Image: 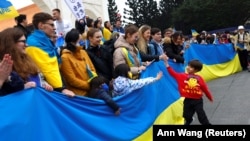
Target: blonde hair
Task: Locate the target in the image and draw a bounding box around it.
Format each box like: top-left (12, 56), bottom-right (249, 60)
top-left (163, 37), bottom-right (171, 44)
top-left (137, 25), bottom-right (151, 54)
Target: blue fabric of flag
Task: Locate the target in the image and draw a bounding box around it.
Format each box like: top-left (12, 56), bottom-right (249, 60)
top-left (0, 0), bottom-right (19, 21)
top-left (0, 43), bottom-right (242, 141)
top-left (184, 43), bottom-right (236, 65)
top-left (0, 61), bottom-right (181, 141)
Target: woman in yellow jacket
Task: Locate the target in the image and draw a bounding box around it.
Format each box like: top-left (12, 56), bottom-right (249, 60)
top-left (60, 29), bottom-right (97, 96)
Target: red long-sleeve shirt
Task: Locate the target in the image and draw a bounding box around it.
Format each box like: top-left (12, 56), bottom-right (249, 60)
top-left (167, 66), bottom-right (213, 102)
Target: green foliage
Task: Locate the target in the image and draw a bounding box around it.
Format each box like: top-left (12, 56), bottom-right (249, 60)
top-left (107, 0), bottom-right (119, 25)
top-left (158, 0), bottom-right (185, 31)
top-left (121, 0), bottom-right (250, 35)
top-left (123, 0), bottom-right (160, 27)
top-left (172, 0), bottom-right (250, 34)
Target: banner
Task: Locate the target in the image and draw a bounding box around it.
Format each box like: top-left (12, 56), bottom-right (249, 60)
top-left (0, 0), bottom-right (19, 21)
top-left (64, 0), bottom-right (85, 20)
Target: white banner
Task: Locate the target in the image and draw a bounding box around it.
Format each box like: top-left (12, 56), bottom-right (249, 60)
top-left (64, 0), bottom-right (85, 20)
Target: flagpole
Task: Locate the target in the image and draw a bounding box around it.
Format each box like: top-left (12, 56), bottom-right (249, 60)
top-left (55, 0), bottom-right (58, 8)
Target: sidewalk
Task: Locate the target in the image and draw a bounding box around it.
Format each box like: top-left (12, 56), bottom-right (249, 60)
top-left (192, 70), bottom-right (250, 125)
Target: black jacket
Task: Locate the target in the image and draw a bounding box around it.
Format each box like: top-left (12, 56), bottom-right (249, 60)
top-left (14, 24), bottom-right (31, 38)
top-left (87, 45), bottom-right (114, 82)
top-left (0, 72), bottom-right (24, 96)
top-left (139, 51), bottom-right (160, 62)
top-left (163, 41), bottom-right (184, 63)
top-left (88, 88), bottom-right (119, 112)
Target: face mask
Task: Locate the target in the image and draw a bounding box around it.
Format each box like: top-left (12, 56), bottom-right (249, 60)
top-left (101, 83), bottom-right (109, 91)
top-left (128, 72), bottom-right (133, 79)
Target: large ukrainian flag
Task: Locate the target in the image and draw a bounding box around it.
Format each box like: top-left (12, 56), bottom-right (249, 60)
top-left (0, 43), bottom-right (242, 141)
top-left (184, 43), bottom-right (242, 82)
top-left (0, 61), bottom-right (184, 141)
top-left (0, 0), bottom-right (19, 21)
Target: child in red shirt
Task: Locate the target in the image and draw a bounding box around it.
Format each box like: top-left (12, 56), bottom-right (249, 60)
top-left (164, 59), bottom-right (213, 125)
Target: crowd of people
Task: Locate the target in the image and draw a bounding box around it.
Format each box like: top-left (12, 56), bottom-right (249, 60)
top-left (1, 8), bottom-right (248, 124)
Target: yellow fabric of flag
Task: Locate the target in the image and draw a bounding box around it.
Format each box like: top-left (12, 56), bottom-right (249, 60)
top-left (0, 0), bottom-right (19, 21)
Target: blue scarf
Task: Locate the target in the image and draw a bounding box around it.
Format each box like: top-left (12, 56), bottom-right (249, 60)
top-left (27, 30), bottom-right (61, 64)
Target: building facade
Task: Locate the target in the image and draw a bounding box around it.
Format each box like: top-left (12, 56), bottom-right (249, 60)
top-left (0, 0), bottom-right (109, 31)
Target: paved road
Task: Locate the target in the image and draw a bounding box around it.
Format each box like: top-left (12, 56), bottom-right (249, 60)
top-left (192, 70), bottom-right (250, 125)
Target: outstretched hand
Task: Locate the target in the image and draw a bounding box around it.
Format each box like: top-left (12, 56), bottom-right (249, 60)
top-left (164, 58), bottom-right (169, 67)
top-left (139, 65), bottom-right (146, 71)
top-left (159, 54), bottom-right (168, 61)
top-left (155, 71), bottom-right (163, 80)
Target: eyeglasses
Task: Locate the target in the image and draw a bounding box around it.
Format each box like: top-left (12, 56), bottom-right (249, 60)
top-left (17, 40), bottom-right (26, 43)
top-left (44, 23), bottom-right (55, 27)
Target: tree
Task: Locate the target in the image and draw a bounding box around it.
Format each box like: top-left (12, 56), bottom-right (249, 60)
top-left (158, 0), bottom-right (185, 31)
top-left (172, 0), bottom-right (250, 34)
top-left (123, 0), bottom-right (160, 28)
top-left (107, 0), bottom-right (119, 25)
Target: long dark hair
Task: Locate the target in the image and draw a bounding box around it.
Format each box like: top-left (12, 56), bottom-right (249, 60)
top-left (60, 28), bottom-right (79, 54)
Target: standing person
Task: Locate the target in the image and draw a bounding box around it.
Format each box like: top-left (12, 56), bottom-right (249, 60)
top-left (164, 59), bottom-right (213, 125)
top-left (137, 25), bottom-right (152, 54)
top-left (96, 17), bottom-right (103, 30)
top-left (52, 8), bottom-right (72, 37)
top-left (113, 24), bottom-right (165, 79)
top-left (137, 25), bottom-right (167, 60)
top-left (163, 27), bottom-right (174, 38)
top-left (88, 76), bottom-right (121, 116)
top-left (94, 19), bottom-right (105, 43)
top-left (86, 28), bottom-right (113, 85)
top-left (26, 12), bottom-right (75, 97)
top-left (149, 27), bottom-right (164, 55)
top-left (102, 21), bottom-right (112, 41)
top-left (162, 28), bottom-right (174, 46)
top-left (234, 25), bottom-right (250, 70)
top-left (113, 24), bottom-right (145, 79)
top-left (75, 18), bottom-right (86, 35)
top-left (113, 20), bottom-right (124, 34)
top-left (163, 31), bottom-right (185, 64)
top-left (82, 18), bottom-right (94, 49)
top-left (14, 14), bottom-right (31, 38)
top-left (112, 63), bottom-right (163, 97)
top-left (60, 29), bottom-right (96, 96)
